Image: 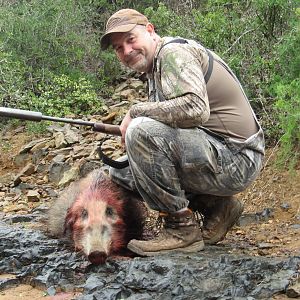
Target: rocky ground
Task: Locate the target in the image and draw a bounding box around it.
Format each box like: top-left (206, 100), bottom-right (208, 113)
top-left (0, 77), bottom-right (299, 299)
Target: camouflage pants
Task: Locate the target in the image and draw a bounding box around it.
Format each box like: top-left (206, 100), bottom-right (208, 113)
top-left (110, 117), bottom-right (264, 213)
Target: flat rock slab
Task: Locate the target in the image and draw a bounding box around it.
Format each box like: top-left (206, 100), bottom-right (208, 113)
top-left (0, 221), bottom-right (299, 300)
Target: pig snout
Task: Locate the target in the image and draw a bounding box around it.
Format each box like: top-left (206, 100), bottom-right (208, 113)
top-left (88, 251), bottom-right (108, 265)
top-left (80, 223), bottom-right (112, 264)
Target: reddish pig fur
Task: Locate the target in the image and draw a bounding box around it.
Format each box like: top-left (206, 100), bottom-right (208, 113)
top-left (48, 170), bottom-right (145, 265)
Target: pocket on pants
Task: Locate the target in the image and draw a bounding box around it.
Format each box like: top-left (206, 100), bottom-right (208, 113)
top-left (178, 128), bottom-right (223, 174)
top-left (221, 151), bottom-right (261, 192)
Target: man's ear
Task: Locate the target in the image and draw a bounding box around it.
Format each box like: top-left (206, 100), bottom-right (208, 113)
top-left (145, 23), bottom-right (155, 35)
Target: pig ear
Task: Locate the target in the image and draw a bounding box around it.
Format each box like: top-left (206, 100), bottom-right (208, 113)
top-left (64, 208), bottom-right (75, 236)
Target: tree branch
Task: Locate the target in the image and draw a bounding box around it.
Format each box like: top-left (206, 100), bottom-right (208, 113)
top-left (223, 28), bottom-right (256, 55)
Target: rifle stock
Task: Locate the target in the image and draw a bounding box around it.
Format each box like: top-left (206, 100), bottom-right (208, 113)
top-left (0, 107), bottom-right (121, 136)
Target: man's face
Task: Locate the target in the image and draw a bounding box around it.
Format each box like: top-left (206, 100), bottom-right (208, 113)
top-left (110, 24), bottom-right (157, 73)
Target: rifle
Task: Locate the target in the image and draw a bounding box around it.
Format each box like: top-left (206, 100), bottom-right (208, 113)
top-left (0, 107), bottom-right (121, 136)
top-left (0, 107), bottom-right (129, 169)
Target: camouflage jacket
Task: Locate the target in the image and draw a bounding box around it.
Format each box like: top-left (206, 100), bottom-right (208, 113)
top-left (129, 37), bottom-right (261, 143)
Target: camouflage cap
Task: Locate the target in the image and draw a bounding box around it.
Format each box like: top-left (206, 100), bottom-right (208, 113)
top-left (100, 9), bottom-right (149, 50)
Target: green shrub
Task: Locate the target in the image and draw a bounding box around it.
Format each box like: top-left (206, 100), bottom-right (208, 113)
top-left (0, 0), bottom-right (299, 163)
top-left (25, 121), bottom-right (50, 135)
top-left (144, 4), bottom-right (191, 38)
top-left (274, 79), bottom-right (300, 169)
top-left (0, 0), bottom-right (99, 73)
top-left (97, 51), bottom-right (123, 86)
top-left (28, 74), bottom-right (103, 117)
top-left (0, 46), bottom-right (27, 108)
top-left (271, 9), bottom-right (300, 169)
top-left (0, 0), bottom-right (110, 114)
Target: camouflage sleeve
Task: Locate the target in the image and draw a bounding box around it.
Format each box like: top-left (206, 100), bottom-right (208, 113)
top-left (130, 45), bottom-right (210, 128)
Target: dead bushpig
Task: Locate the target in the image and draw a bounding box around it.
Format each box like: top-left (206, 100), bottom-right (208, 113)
top-left (47, 170), bottom-right (145, 265)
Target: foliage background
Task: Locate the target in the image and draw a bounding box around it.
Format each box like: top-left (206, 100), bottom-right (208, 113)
top-left (0, 0), bottom-right (299, 168)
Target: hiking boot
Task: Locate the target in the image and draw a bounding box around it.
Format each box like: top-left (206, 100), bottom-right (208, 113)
top-left (127, 209), bottom-right (204, 256)
top-left (188, 195), bottom-right (244, 244)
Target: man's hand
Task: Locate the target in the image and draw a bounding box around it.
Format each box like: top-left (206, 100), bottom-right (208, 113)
top-left (120, 111), bottom-right (132, 144)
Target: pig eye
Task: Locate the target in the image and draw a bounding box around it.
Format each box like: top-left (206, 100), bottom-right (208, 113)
top-left (105, 206), bottom-right (114, 217)
top-left (81, 209), bottom-right (88, 219)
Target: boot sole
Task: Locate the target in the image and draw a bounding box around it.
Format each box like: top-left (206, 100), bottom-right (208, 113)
top-left (127, 240), bottom-right (205, 257)
top-left (204, 200), bottom-right (244, 245)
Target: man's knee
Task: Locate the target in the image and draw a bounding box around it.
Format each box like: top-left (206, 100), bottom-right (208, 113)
top-left (125, 117), bottom-right (170, 146)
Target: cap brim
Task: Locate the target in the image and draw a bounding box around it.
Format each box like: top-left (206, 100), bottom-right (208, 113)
top-left (100, 23), bottom-right (137, 50)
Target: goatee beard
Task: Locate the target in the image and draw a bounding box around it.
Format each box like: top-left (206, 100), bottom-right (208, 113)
top-left (129, 59), bottom-right (148, 72)
top-left (126, 51), bottom-right (148, 73)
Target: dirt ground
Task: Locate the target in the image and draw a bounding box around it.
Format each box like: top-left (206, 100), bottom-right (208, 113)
top-left (224, 146), bottom-right (300, 257)
top-left (0, 130), bottom-right (299, 299)
top-left (0, 281), bottom-right (79, 300)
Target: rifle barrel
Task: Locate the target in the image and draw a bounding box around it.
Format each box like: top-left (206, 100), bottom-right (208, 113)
top-left (0, 107), bottom-right (121, 136)
top-left (42, 115), bottom-right (95, 126)
top-left (0, 107), bottom-right (43, 121)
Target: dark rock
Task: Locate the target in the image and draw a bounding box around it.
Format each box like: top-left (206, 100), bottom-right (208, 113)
top-left (17, 182), bottom-right (36, 190)
top-left (84, 274), bottom-right (105, 292)
top-left (26, 190), bottom-right (40, 202)
top-left (32, 204), bottom-right (49, 214)
top-left (280, 203), bottom-right (291, 211)
top-left (52, 154), bottom-right (66, 163)
top-left (13, 175), bottom-right (22, 187)
top-left (64, 128), bottom-right (80, 145)
top-left (259, 208), bottom-right (274, 221)
top-left (48, 161), bottom-right (71, 184)
top-left (46, 124), bottom-right (67, 133)
top-left (46, 286), bottom-right (56, 296)
top-left (237, 213), bottom-right (259, 226)
top-left (36, 162), bottom-right (48, 173)
top-left (286, 281), bottom-right (300, 297)
top-left (0, 221), bottom-right (299, 299)
top-left (19, 138), bottom-right (48, 154)
top-left (257, 242), bottom-right (276, 249)
top-left (0, 276), bottom-right (19, 290)
top-left (3, 214), bottom-right (36, 224)
top-left (44, 188), bottom-right (58, 198)
top-left (290, 224), bottom-right (300, 230)
top-left (237, 208), bottom-right (274, 226)
top-left (21, 163), bottom-right (36, 176)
